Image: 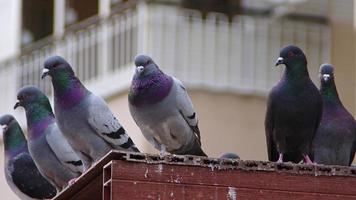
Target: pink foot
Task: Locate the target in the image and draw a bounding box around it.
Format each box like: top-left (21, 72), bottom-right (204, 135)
top-left (277, 153), bottom-right (283, 163)
top-left (303, 155), bottom-right (314, 165)
top-left (68, 178), bottom-right (77, 185)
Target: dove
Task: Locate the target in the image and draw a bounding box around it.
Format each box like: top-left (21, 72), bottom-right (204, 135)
top-left (313, 64), bottom-right (356, 166)
top-left (220, 153), bottom-right (240, 159)
top-left (0, 114), bottom-right (56, 200)
top-left (265, 45), bottom-right (322, 164)
top-left (14, 86), bottom-right (83, 191)
top-left (128, 54), bottom-right (207, 156)
top-left (41, 56), bottom-right (139, 170)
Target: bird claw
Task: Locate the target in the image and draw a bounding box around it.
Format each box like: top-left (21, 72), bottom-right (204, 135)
top-left (159, 150), bottom-right (169, 157)
top-left (276, 153), bottom-right (283, 163)
top-left (303, 155), bottom-right (314, 165)
top-left (68, 178), bottom-right (77, 186)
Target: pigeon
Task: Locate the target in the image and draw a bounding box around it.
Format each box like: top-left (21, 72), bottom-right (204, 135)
top-left (220, 153), bottom-right (240, 159)
top-left (0, 114), bottom-right (56, 200)
top-left (41, 56), bottom-right (139, 170)
top-left (313, 64), bottom-right (356, 166)
top-left (14, 86), bottom-right (83, 191)
top-left (265, 45), bottom-right (322, 164)
top-left (128, 54), bottom-right (207, 156)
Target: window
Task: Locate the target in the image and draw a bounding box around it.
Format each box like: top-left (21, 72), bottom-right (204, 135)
top-left (65, 0), bottom-right (98, 27)
top-left (21, 0), bottom-right (54, 46)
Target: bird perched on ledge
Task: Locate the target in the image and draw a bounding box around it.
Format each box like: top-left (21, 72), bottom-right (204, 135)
top-left (0, 114), bottom-right (56, 200)
top-left (313, 64), bottom-right (356, 166)
top-left (129, 54), bottom-right (207, 156)
top-left (265, 45), bottom-right (322, 164)
top-left (42, 56), bottom-right (139, 170)
top-left (14, 86), bottom-right (83, 191)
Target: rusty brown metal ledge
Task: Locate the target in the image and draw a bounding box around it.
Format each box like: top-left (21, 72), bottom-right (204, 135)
top-left (53, 150), bottom-right (356, 200)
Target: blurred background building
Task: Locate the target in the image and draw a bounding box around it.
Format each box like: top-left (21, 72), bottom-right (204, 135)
top-left (0, 0), bottom-right (354, 199)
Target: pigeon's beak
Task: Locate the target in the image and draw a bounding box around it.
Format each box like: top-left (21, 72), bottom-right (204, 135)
top-left (13, 101), bottom-right (21, 110)
top-left (275, 57), bottom-right (284, 66)
top-left (1, 124), bottom-right (8, 132)
top-left (41, 68), bottom-right (50, 79)
top-left (136, 66), bottom-right (144, 74)
top-left (322, 74), bottom-right (330, 82)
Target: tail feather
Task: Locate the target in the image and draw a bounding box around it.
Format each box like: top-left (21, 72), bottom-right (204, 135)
top-left (172, 137), bottom-right (207, 157)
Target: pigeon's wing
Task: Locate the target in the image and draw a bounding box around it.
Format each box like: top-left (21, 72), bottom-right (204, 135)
top-left (86, 94), bottom-right (139, 152)
top-left (10, 153), bottom-right (57, 199)
top-left (349, 122), bottom-right (356, 166)
top-left (174, 78), bottom-right (201, 145)
top-left (314, 91), bottom-right (323, 137)
top-left (46, 126), bottom-right (84, 173)
top-left (349, 137), bottom-right (356, 166)
top-left (311, 87), bottom-right (323, 160)
top-left (265, 92), bottom-right (278, 162)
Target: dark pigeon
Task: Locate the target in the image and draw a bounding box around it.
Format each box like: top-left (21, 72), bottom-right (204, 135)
top-left (42, 56), bottom-right (139, 170)
top-left (313, 64), bottom-right (356, 166)
top-left (0, 114), bottom-right (56, 199)
top-left (129, 54), bottom-right (207, 156)
top-left (265, 45), bottom-right (322, 164)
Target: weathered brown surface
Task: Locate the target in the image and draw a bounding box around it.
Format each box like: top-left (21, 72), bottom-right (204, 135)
top-left (106, 180), bottom-right (356, 200)
top-left (54, 151), bottom-right (356, 200)
top-left (53, 151), bottom-right (128, 200)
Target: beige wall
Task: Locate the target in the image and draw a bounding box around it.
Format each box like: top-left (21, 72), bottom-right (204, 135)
top-left (107, 90), bottom-right (268, 161)
top-left (330, 21), bottom-right (356, 115)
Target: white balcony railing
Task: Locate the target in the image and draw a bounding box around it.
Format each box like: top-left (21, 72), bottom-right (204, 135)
top-left (0, 3), bottom-right (330, 119)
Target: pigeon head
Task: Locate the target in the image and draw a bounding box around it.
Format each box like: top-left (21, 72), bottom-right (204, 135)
top-left (319, 63), bottom-right (340, 104)
top-left (0, 114), bottom-right (15, 132)
top-left (14, 86), bottom-right (51, 111)
top-left (15, 86), bottom-right (55, 139)
top-left (0, 115), bottom-right (27, 156)
top-left (134, 54), bottom-right (158, 76)
top-left (275, 45), bottom-right (307, 68)
top-left (319, 63), bottom-right (334, 83)
top-left (42, 56), bottom-right (75, 81)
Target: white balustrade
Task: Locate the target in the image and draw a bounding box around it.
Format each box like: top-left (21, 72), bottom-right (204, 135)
top-left (0, 4), bottom-right (330, 124)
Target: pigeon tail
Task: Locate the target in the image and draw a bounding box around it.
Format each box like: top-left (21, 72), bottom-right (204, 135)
top-left (171, 137), bottom-right (207, 157)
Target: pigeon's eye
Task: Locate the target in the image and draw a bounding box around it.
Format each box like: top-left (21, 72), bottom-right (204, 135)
top-left (23, 93), bottom-right (34, 99)
top-left (146, 60), bottom-right (150, 65)
top-left (287, 51), bottom-right (295, 58)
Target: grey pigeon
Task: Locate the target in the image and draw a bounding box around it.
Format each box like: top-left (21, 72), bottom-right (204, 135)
top-left (128, 54), bottom-right (207, 156)
top-left (14, 86), bottom-right (83, 191)
top-left (41, 56), bottom-right (139, 170)
top-left (220, 153), bottom-right (240, 159)
top-left (265, 45), bottom-right (322, 164)
top-left (0, 114), bottom-right (56, 200)
top-left (313, 64), bottom-right (356, 166)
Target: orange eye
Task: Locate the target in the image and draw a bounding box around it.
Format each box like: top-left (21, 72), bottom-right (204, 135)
top-left (287, 51), bottom-right (295, 58)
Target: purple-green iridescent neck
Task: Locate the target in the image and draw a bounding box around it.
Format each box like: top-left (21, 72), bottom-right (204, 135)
top-left (25, 103), bottom-right (55, 140)
top-left (4, 122), bottom-right (28, 159)
top-left (5, 143), bottom-right (28, 161)
top-left (129, 71), bottom-right (173, 107)
top-left (28, 117), bottom-right (55, 140)
top-left (320, 79), bottom-right (341, 105)
top-left (53, 75), bottom-right (88, 109)
top-left (283, 61), bottom-right (309, 81)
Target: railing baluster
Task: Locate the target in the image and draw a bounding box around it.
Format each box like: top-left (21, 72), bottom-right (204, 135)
top-left (0, 5), bottom-right (332, 117)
